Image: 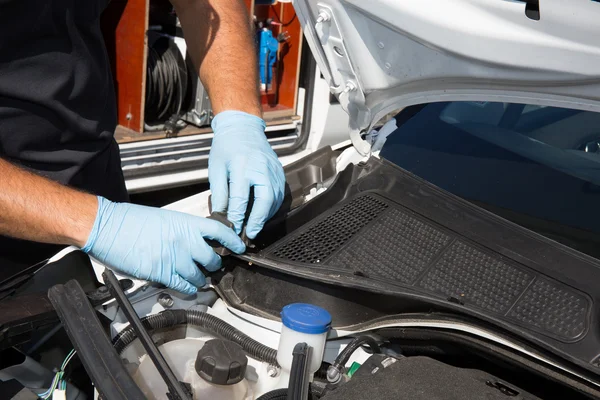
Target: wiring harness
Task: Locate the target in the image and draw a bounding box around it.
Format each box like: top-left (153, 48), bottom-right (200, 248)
top-left (38, 349), bottom-right (76, 399)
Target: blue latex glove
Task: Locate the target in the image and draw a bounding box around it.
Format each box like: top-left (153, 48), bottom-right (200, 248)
top-left (209, 110), bottom-right (285, 239)
top-left (82, 196), bottom-right (246, 295)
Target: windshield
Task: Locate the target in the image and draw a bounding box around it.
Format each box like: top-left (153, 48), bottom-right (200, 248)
top-left (380, 102), bottom-right (600, 259)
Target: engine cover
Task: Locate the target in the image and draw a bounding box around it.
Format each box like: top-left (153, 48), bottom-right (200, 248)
top-left (322, 354), bottom-right (541, 400)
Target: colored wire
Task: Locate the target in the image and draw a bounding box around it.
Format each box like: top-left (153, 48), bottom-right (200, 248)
top-left (61, 349), bottom-right (76, 370)
top-left (38, 349), bottom-right (76, 399)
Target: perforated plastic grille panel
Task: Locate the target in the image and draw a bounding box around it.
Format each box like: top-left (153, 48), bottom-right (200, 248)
top-left (328, 208), bottom-right (452, 284)
top-left (507, 278), bottom-right (588, 340)
top-left (272, 195), bottom-right (388, 263)
top-left (267, 194), bottom-right (590, 342)
top-left (418, 241), bottom-right (533, 314)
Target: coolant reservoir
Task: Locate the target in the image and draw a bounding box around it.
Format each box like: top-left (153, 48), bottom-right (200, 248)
top-left (132, 338), bottom-right (252, 400)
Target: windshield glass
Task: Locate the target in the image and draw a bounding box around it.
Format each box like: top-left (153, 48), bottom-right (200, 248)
top-left (380, 102), bottom-right (600, 259)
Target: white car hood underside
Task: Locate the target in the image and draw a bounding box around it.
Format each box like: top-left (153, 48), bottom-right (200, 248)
top-left (293, 0), bottom-right (600, 154)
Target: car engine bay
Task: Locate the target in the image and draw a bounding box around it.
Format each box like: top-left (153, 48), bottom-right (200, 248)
top-left (43, 262), bottom-right (600, 400)
top-left (2, 146), bottom-right (600, 399)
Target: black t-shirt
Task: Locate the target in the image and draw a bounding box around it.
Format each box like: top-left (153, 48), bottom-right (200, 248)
top-left (0, 0), bottom-right (128, 281)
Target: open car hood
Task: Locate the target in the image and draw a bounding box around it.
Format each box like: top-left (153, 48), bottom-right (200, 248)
top-left (293, 0), bottom-right (600, 155)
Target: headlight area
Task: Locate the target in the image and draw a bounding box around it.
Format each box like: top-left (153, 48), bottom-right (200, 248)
top-left (13, 272), bottom-right (591, 400)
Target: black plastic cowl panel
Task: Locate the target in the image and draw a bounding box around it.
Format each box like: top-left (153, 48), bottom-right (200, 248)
top-left (238, 157), bottom-right (600, 374)
top-left (268, 192), bottom-right (588, 342)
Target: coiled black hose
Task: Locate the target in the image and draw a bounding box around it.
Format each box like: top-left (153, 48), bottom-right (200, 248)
top-left (145, 36), bottom-right (188, 124)
top-left (327, 336), bottom-right (380, 383)
top-left (112, 309), bottom-right (278, 365)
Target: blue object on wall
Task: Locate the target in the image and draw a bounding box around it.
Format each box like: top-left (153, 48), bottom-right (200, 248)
top-left (259, 28), bottom-right (279, 89)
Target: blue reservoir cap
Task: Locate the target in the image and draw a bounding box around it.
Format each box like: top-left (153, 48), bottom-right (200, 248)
top-left (281, 304), bottom-right (332, 334)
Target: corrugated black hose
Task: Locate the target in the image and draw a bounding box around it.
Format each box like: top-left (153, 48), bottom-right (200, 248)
top-left (112, 309), bottom-right (278, 365)
top-left (257, 389), bottom-right (288, 400)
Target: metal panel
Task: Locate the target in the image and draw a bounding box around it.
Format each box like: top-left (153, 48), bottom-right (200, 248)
top-left (181, 78), bottom-right (213, 128)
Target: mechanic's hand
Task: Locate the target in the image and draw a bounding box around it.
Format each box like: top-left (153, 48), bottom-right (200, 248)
top-left (208, 110), bottom-right (285, 239)
top-left (82, 196), bottom-right (246, 295)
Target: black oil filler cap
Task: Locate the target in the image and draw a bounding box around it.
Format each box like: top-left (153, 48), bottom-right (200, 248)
top-left (195, 339), bottom-right (248, 385)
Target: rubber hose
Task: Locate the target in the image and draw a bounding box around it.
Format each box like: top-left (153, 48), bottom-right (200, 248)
top-left (257, 386), bottom-right (321, 400)
top-left (112, 309), bottom-right (278, 365)
top-left (145, 37), bottom-right (187, 124)
top-left (327, 336), bottom-right (380, 383)
top-left (256, 389), bottom-right (288, 400)
top-left (335, 336), bottom-right (380, 368)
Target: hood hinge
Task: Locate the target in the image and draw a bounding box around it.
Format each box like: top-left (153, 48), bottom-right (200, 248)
top-left (315, 3), bottom-right (372, 156)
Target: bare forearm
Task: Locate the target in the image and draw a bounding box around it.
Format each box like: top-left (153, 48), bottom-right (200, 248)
top-left (0, 159), bottom-right (96, 248)
top-left (173, 0), bottom-right (262, 117)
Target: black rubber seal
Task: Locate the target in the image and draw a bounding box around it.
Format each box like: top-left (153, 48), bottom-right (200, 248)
top-left (47, 279), bottom-right (145, 400)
